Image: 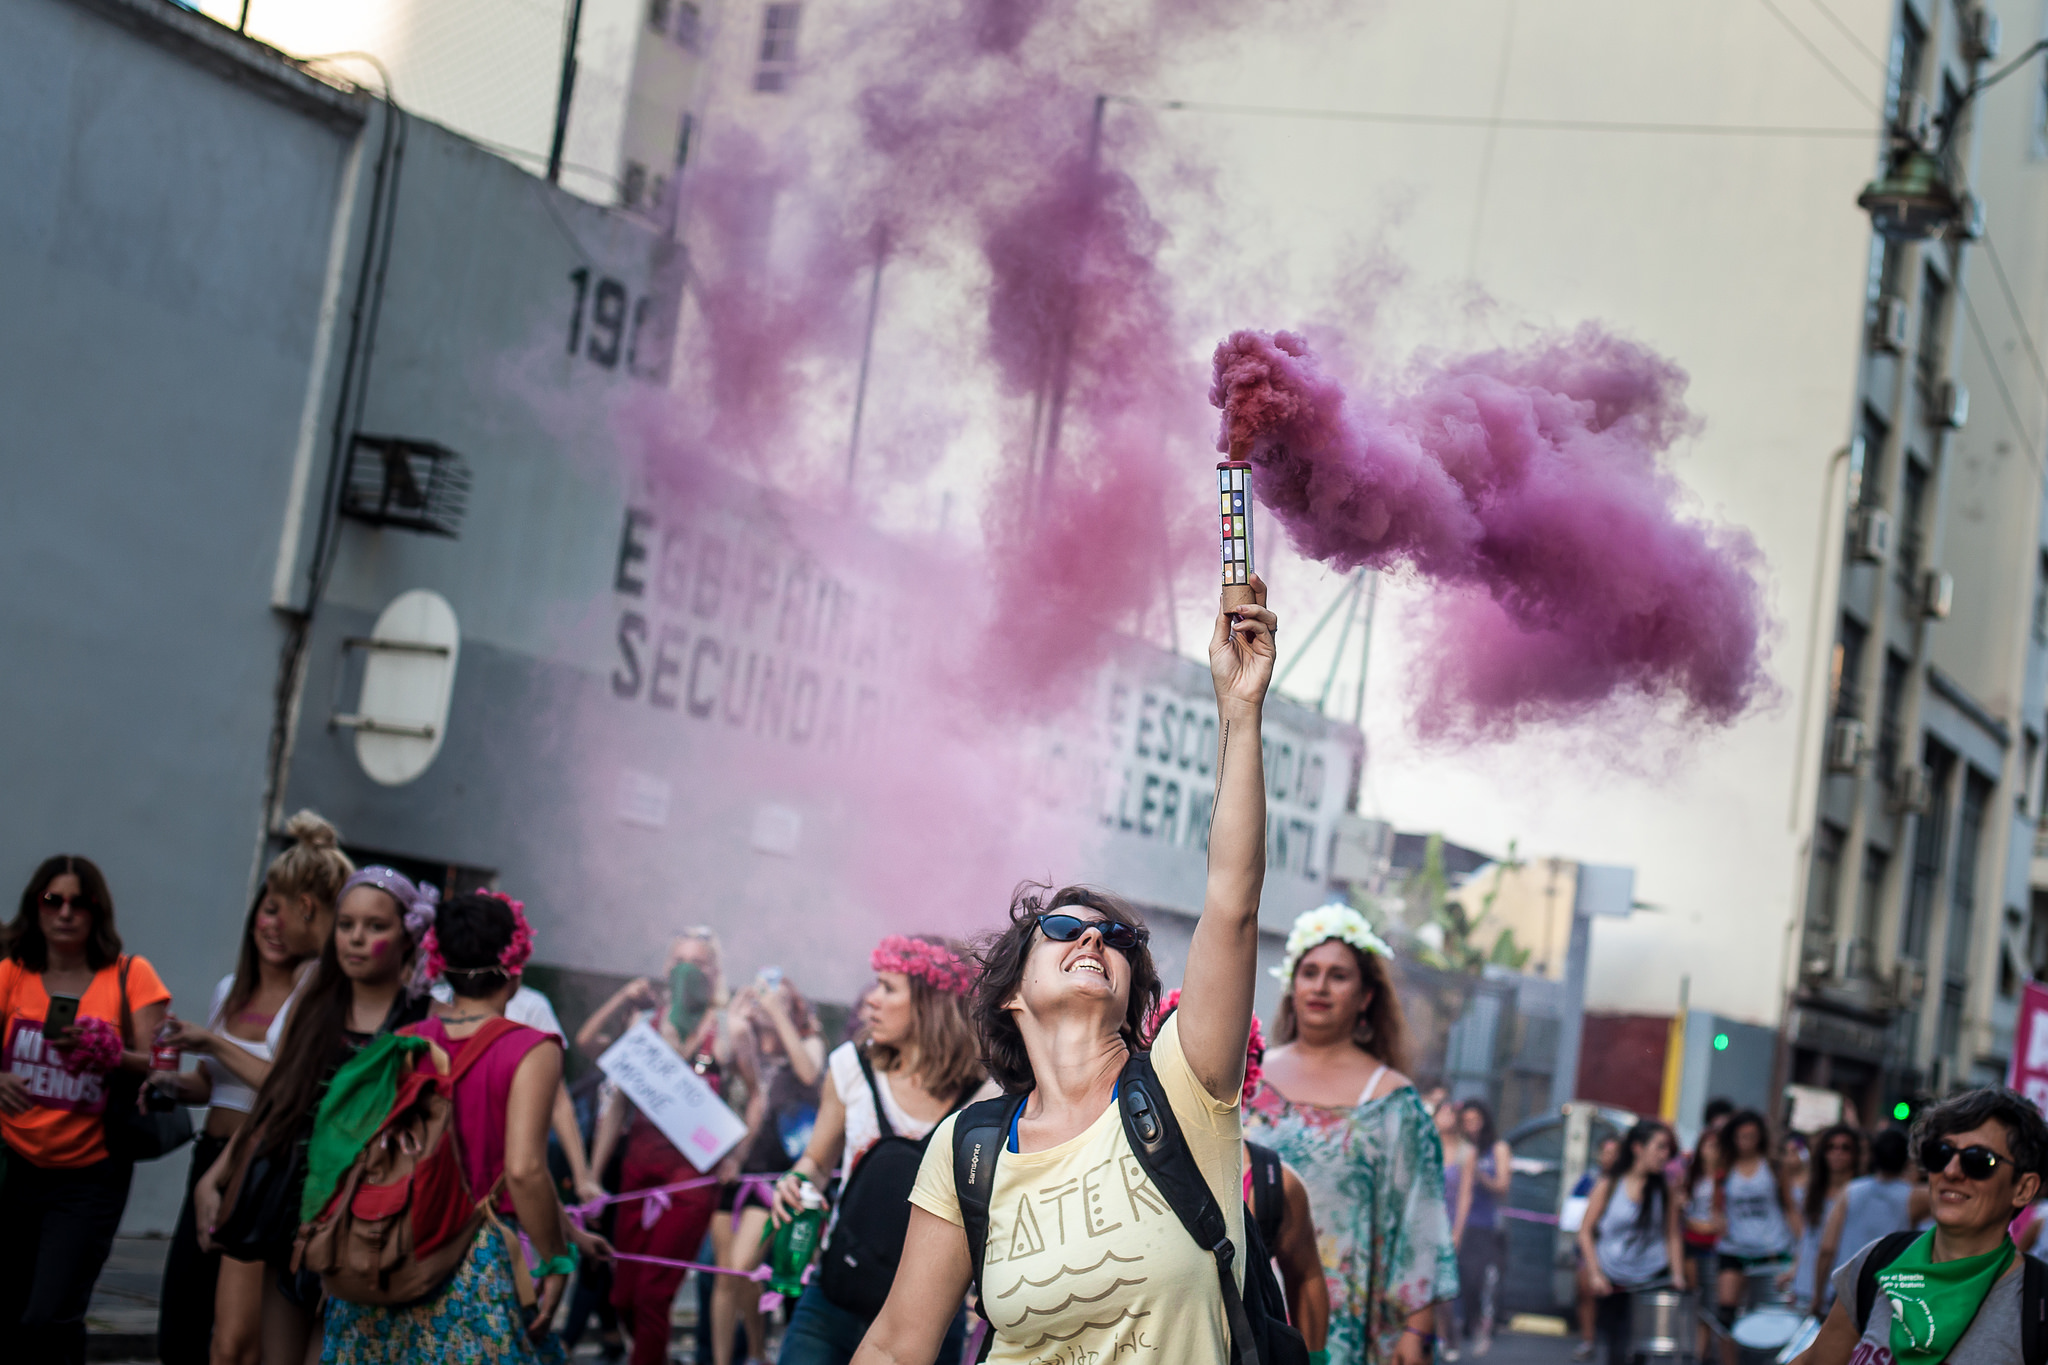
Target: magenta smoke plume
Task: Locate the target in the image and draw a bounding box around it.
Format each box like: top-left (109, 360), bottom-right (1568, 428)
top-left (1210, 328), bottom-right (1768, 740)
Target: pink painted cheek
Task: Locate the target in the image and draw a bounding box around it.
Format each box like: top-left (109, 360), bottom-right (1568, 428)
top-left (370, 940), bottom-right (388, 956)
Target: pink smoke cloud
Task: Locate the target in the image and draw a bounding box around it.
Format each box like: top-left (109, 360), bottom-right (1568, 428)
top-left (1210, 327), bottom-right (1769, 740)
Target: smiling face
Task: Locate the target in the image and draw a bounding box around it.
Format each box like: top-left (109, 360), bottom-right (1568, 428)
top-left (1925, 1120), bottom-right (2041, 1236)
top-left (868, 971), bottom-right (916, 1049)
top-left (1288, 939), bottom-right (1369, 1042)
top-left (1006, 911), bottom-right (1129, 1028)
top-left (333, 886), bottom-right (408, 985)
top-left (38, 871), bottom-right (94, 958)
top-left (251, 890), bottom-right (301, 968)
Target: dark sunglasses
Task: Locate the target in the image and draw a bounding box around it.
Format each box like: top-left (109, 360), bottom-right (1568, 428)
top-left (1036, 913), bottom-right (1147, 953)
top-left (39, 892), bottom-right (96, 914)
top-left (1921, 1141), bottom-right (2008, 1181)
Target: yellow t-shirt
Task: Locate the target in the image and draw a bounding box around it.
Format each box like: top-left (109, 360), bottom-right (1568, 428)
top-left (910, 1014), bottom-right (1244, 1365)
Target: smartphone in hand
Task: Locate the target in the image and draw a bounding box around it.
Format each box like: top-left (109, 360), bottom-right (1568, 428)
top-left (43, 993), bottom-right (80, 1037)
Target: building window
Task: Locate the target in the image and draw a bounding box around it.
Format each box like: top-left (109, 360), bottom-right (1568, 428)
top-left (1853, 846), bottom-right (1889, 977)
top-left (1917, 266), bottom-right (1948, 399)
top-left (1834, 615), bottom-right (1868, 718)
top-left (1936, 978), bottom-right (1966, 1061)
top-left (1898, 459), bottom-right (1928, 584)
top-left (1948, 771), bottom-right (1990, 958)
top-left (1878, 651), bottom-right (1909, 781)
top-left (2033, 550), bottom-right (2048, 642)
top-left (648, 0), bottom-right (670, 32)
top-left (1889, 7), bottom-right (1926, 120)
top-left (1902, 742), bottom-right (1955, 960)
top-left (673, 1), bottom-right (701, 49)
top-left (754, 3), bottom-right (800, 92)
top-left (1854, 405), bottom-right (1890, 509)
top-left (1805, 824), bottom-right (1845, 965)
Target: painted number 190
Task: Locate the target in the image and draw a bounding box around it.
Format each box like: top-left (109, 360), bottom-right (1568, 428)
top-left (567, 268), bottom-right (660, 378)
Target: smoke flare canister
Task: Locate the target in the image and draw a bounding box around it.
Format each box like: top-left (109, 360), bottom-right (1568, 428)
top-left (1219, 458), bottom-right (1255, 608)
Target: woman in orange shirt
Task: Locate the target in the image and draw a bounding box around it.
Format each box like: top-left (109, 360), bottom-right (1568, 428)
top-left (0, 854), bottom-right (171, 1365)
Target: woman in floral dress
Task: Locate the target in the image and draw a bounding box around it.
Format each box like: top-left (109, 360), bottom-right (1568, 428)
top-left (1246, 906), bottom-right (1459, 1365)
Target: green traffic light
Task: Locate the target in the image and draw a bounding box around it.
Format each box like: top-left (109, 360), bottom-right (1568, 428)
top-left (1713, 1033), bottom-right (1729, 1051)
top-left (1894, 1101), bottom-right (1912, 1121)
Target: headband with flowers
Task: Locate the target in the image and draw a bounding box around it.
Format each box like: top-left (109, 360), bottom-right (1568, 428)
top-left (340, 866), bottom-right (439, 995)
top-left (1146, 987), bottom-right (1265, 1098)
top-left (1271, 902), bottom-right (1395, 985)
top-left (871, 935), bottom-right (978, 997)
top-left (420, 889), bottom-right (535, 987)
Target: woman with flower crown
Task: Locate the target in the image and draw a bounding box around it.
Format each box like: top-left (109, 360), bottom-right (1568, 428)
top-left (321, 888), bottom-right (604, 1364)
top-left (770, 934), bottom-right (995, 1365)
top-left (1245, 904), bottom-right (1459, 1365)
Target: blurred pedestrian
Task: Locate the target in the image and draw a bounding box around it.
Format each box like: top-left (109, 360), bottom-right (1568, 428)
top-left (1434, 1096), bottom-right (1476, 1361)
top-left (713, 970), bottom-right (823, 1365)
top-left (587, 930), bottom-right (730, 1365)
top-left (1714, 1110), bottom-right (1800, 1364)
top-left (193, 866), bottom-right (434, 1363)
top-left (1245, 903), bottom-right (1459, 1365)
top-left (1790, 1125), bottom-right (1860, 1314)
top-left (149, 812), bottom-right (346, 1365)
top-left (772, 935), bottom-right (988, 1365)
top-left (1792, 1089), bottom-right (2046, 1365)
top-left (1457, 1099), bottom-right (1513, 1354)
top-left (1571, 1137), bottom-right (1621, 1362)
top-left (322, 889), bottom-right (606, 1362)
top-left (1577, 1120), bottom-right (1688, 1365)
top-left (1814, 1126), bottom-right (1913, 1300)
top-left (0, 855), bottom-right (171, 1365)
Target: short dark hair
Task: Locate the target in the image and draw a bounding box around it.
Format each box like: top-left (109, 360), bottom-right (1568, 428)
top-left (971, 882), bottom-right (1160, 1094)
top-left (1704, 1097), bottom-right (1735, 1126)
top-left (1870, 1127), bottom-right (1910, 1175)
top-left (1911, 1087), bottom-right (2048, 1177)
top-left (7, 855), bottom-right (122, 972)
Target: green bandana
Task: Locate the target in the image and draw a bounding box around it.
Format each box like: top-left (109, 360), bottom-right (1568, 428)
top-left (301, 1033), bottom-right (430, 1222)
top-left (1873, 1230), bottom-right (2016, 1365)
top-left (669, 961), bottom-right (712, 1041)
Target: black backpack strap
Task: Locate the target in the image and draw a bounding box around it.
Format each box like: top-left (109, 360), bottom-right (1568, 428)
top-left (1245, 1140), bottom-right (1284, 1250)
top-left (1118, 1053), bottom-right (1258, 1365)
top-left (2022, 1252), bottom-right (2048, 1365)
top-left (952, 1092), bottom-right (1025, 1346)
top-left (1854, 1231), bottom-right (1925, 1335)
top-left (855, 1046), bottom-right (897, 1142)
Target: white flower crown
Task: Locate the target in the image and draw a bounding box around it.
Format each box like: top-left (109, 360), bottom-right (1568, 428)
top-left (1271, 903), bottom-right (1395, 983)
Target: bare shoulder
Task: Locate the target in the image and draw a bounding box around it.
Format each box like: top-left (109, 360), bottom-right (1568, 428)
top-left (1374, 1067), bottom-right (1415, 1101)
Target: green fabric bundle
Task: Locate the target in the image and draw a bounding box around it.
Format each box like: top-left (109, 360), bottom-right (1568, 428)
top-left (301, 1032), bottom-right (431, 1222)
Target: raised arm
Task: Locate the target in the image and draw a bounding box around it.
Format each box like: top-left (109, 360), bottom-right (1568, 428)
top-left (577, 979), bottom-right (656, 1058)
top-left (1176, 575), bottom-right (1277, 1100)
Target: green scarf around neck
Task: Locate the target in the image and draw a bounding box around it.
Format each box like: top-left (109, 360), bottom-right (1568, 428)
top-left (1873, 1230), bottom-right (2016, 1365)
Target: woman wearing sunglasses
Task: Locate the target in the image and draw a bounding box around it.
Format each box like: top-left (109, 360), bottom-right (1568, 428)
top-left (1793, 1088), bottom-right (2048, 1365)
top-left (0, 855), bottom-right (171, 1364)
top-left (848, 579), bottom-right (1278, 1365)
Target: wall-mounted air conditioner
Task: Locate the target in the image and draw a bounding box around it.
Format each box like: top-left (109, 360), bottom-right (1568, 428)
top-left (1899, 92), bottom-right (1935, 151)
top-left (1895, 763), bottom-right (1934, 814)
top-left (1893, 958), bottom-right (1926, 1005)
top-left (1876, 296), bottom-right (1910, 352)
top-left (1964, 8), bottom-right (2002, 61)
top-left (1857, 507), bottom-right (1895, 562)
top-left (1937, 379), bottom-right (1970, 428)
top-left (1922, 569), bottom-right (1955, 619)
top-left (1952, 193), bottom-right (1986, 242)
top-left (1828, 718), bottom-right (1866, 772)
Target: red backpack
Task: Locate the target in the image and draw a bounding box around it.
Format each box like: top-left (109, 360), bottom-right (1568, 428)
top-left (293, 1017), bottom-right (535, 1307)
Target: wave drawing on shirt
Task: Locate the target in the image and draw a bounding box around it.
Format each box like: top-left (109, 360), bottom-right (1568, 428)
top-left (985, 1151), bottom-right (1175, 1359)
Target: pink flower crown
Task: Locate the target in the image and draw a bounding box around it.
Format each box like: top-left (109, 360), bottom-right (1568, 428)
top-left (1146, 988), bottom-right (1265, 1098)
top-left (870, 935), bottom-right (977, 997)
top-left (422, 890), bottom-right (536, 985)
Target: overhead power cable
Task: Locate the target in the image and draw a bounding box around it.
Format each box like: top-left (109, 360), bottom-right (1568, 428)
top-left (1129, 95), bottom-right (1875, 140)
top-left (1753, 0), bottom-right (1883, 114)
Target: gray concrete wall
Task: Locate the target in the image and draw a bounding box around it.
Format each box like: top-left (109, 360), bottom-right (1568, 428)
top-left (0, 0), bottom-right (366, 1228)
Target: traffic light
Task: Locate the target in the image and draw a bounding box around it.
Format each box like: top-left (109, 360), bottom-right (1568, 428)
top-left (1893, 1100), bottom-right (1912, 1122)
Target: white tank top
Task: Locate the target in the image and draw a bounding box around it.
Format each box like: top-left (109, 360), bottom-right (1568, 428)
top-left (200, 971), bottom-right (302, 1113)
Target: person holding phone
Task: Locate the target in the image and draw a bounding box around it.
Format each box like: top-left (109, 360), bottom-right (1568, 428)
top-left (0, 854), bottom-right (171, 1365)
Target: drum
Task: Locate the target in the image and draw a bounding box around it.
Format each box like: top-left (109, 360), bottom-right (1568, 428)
top-left (1629, 1287), bottom-right (1696, 1362)
top-left (1730, 1307), bottom-right (1806, 1365)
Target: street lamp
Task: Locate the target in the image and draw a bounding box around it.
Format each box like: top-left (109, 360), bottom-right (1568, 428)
top-left (1856, 38), bottom-right (2048, 240)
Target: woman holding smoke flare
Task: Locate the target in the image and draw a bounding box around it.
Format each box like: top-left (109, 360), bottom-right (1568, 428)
top-left (771, 934), bottom-right (993, 1365)
top-left (849, 577), bottom-right (1279, 1365)
top-left (1244, 903), bottom-right (1459, 1365)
